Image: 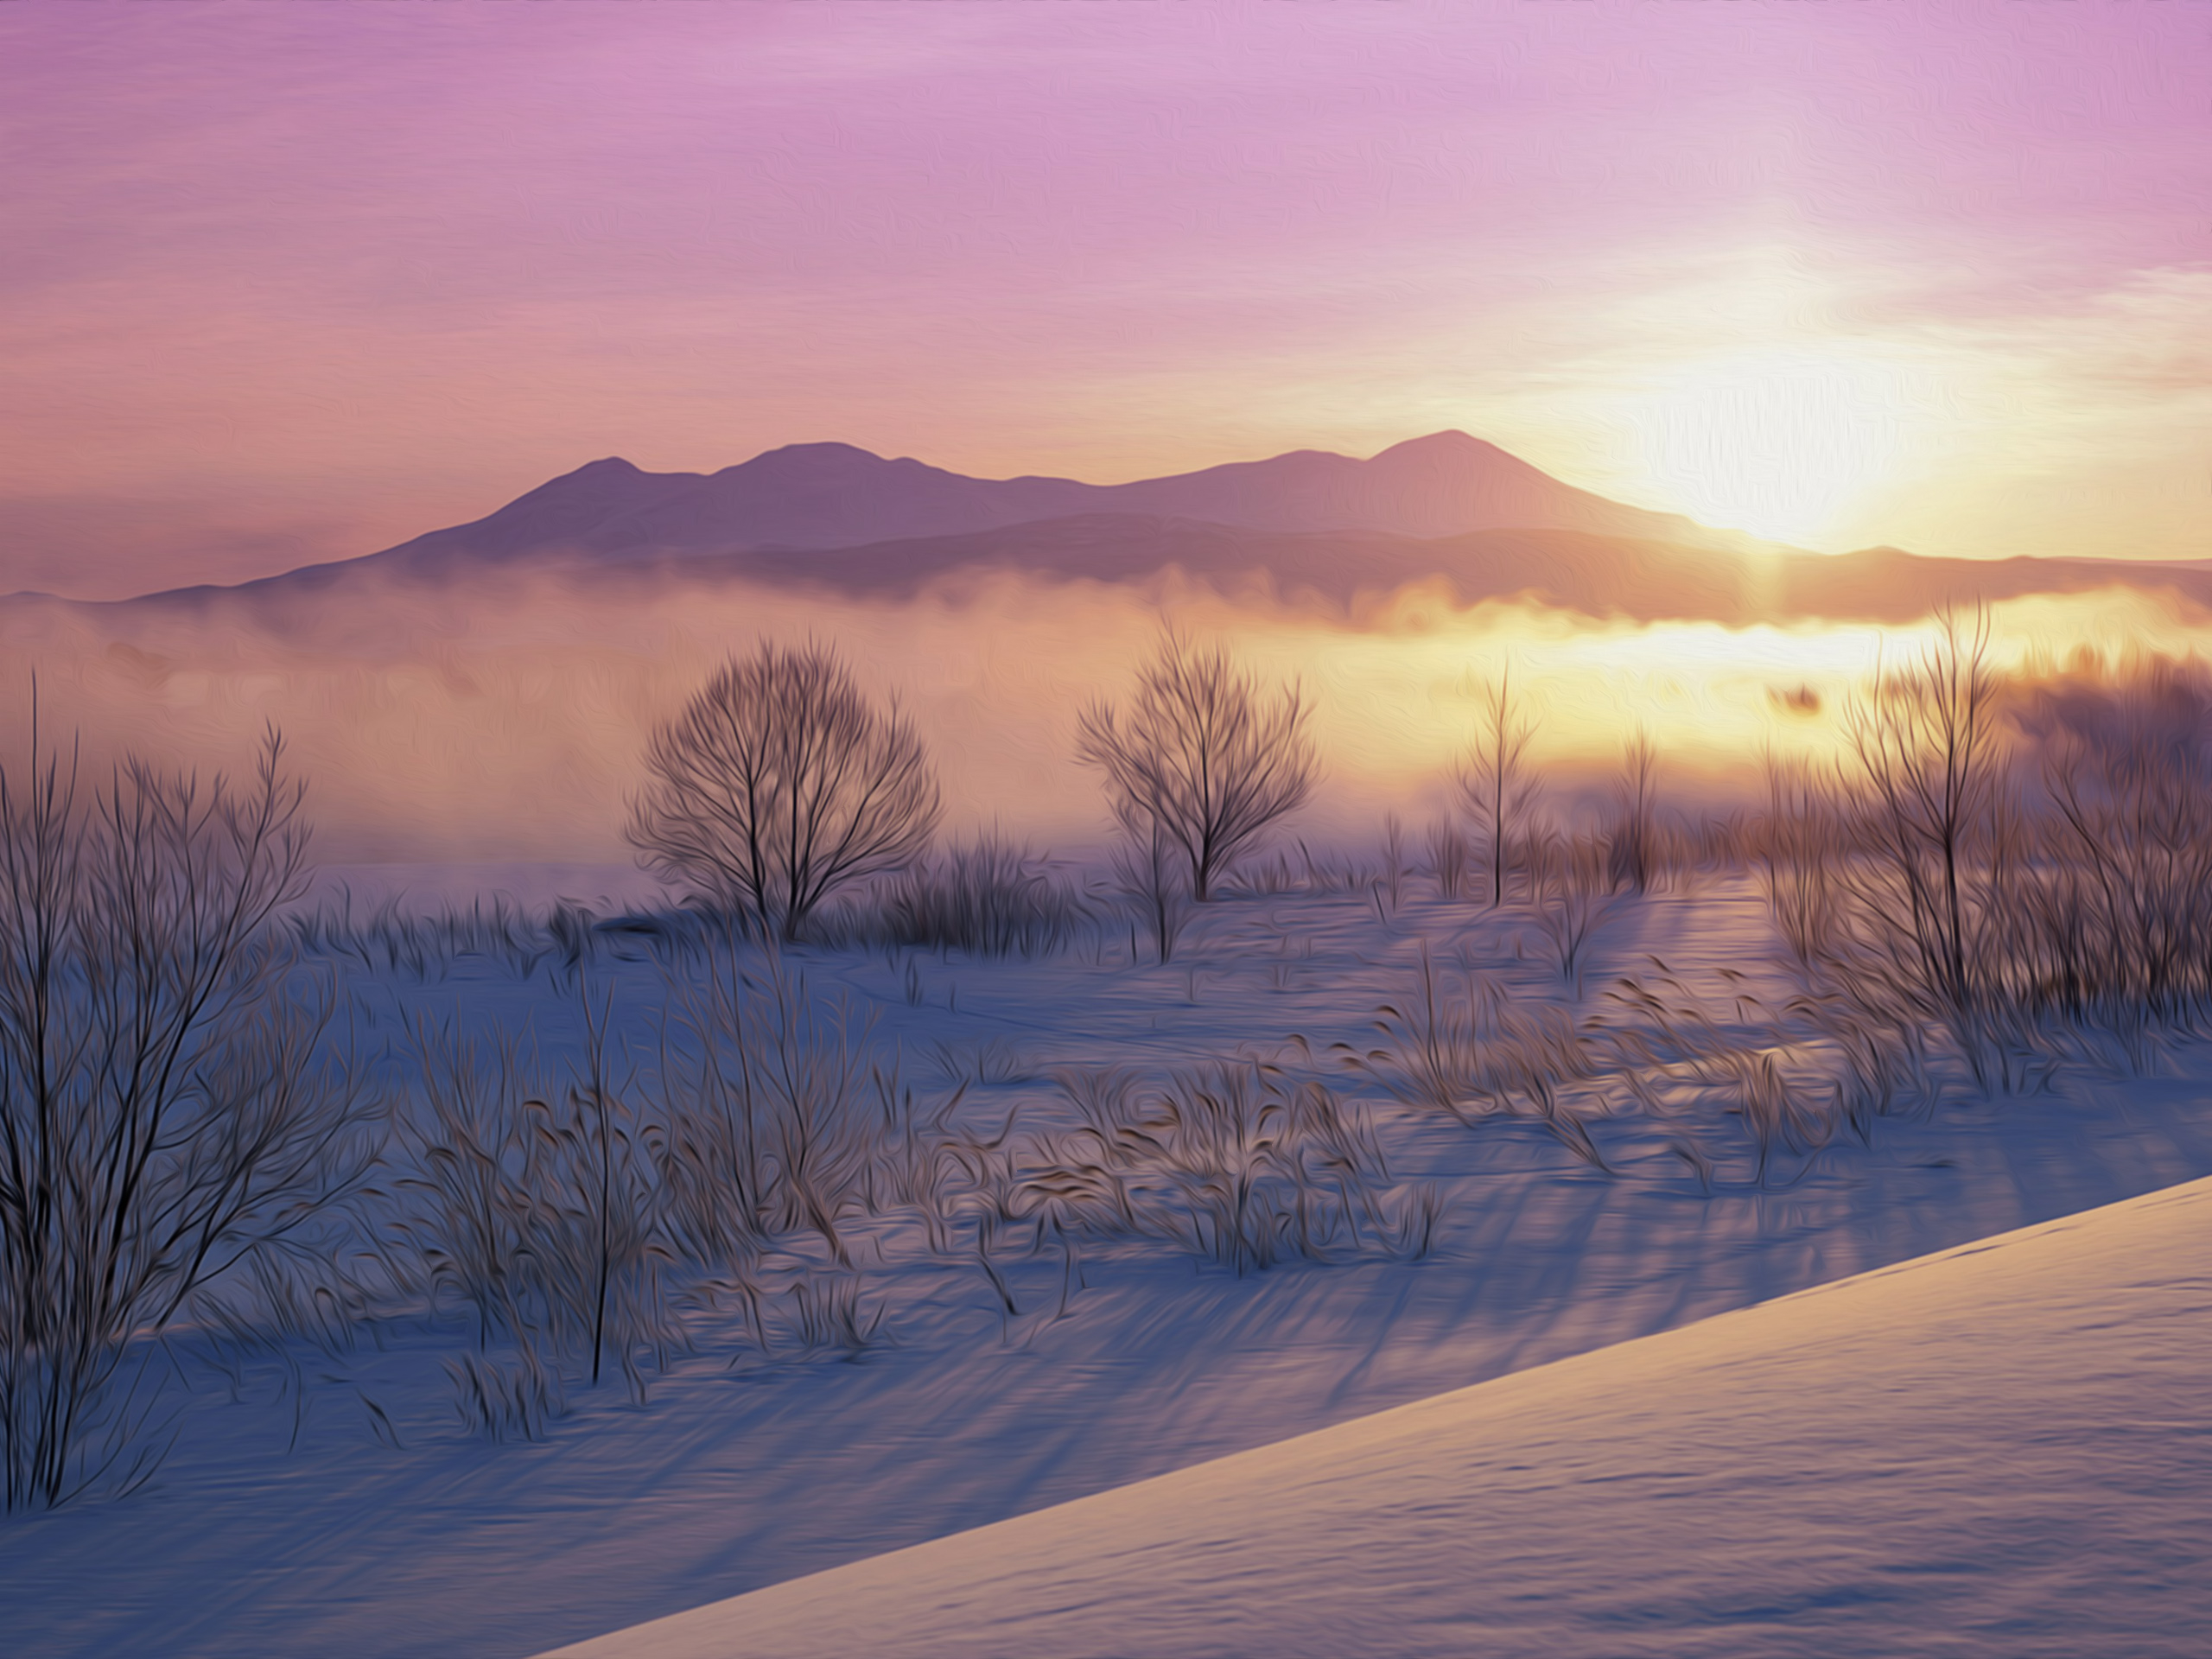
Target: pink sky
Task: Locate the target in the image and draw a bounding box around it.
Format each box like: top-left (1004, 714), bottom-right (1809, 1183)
top-left (3, 1), bottom-right (2206, 598)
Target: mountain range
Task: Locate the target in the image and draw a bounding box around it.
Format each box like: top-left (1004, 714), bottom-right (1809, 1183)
top-left (325, 429), bottom-right (1737, 575)
top-left (34, 431), bottom-right (2212, 627)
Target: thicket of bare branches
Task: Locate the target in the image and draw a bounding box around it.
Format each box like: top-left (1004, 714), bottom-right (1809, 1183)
top-left (1742, 613), bottom-right (2212, 1086)
top-left (627, 642), bottom-right (940, 944)
top-left (2019, 658), bottom-right (2212, 1022)
top-left (1077, 633), bottom-right (1317, 904)
top-left (0, 726), bottom-right (372, 1510)
top-left (1837, 606), bottom-right (2004, 1017)
top-left (815, 834), bottom-right (1090, 958)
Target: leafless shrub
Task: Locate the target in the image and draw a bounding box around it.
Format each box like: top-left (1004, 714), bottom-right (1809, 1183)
top-left (1077, 632), bottom-right (1318, 904)
top-left (0, 724), bottom-right (375, 1510)
top-left (1424, 816), bottom-right (1471, 902)
top-left (2014, 656), bottom-right (2212, 1026)
top-left (627, 641), bottom-right (941, 944)
top-left (445, 1350), bottom-right (557, 1443)
top-left (1111, 821), bottom-right (1190, 965)
top-left (1380, 1184), bottom-right (1444, 1261)
top-left (1758, 753), bottom-right (1842, 966)
top-left (652, 945), bottom-right (883, 1272)
top-left (1530, 830), bottom-right (1612, 993)
top-left (1378, 813), bottom-right (1407, 917)
top-left (780, 1271), bottom-right (887, 1356)
top-left (1712, 1046), bottom-right (1834, 1185)
top-left (392, 1020), bottom-right (545, 1351)
top-left (875, 835), bottom-right (1088, 957)
top-left (1606, 727), bottom-right (1663, 894)
top-left (1808, 997), bottom-right (1935, 1142)
top-left (1688, 808), bottom-right (1759, 873)
top-left (1459, 666), bottom-right (1541, 907)
top-left (393, 982), bottom-right (666, 1404)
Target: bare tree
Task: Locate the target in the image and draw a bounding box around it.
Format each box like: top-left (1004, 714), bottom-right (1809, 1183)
top-left (1457, 666), bottom-right (1541, 907)
top-left (628, 642), bottom-right (941, 944)
top-left (1839, 603), bottom-right (2004, 1014)
top-left (1077, 633), bottom-right (1317, 904)
top-left (0, 720), bottom-right (371, 1510)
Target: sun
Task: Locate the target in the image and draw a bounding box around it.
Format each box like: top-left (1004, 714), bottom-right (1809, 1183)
top-left (1616, 348), bottom-right (1918, 547)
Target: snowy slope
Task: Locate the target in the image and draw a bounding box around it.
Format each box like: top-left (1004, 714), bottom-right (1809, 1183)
top-left (546, 1174), bottom-right (2212, 1659)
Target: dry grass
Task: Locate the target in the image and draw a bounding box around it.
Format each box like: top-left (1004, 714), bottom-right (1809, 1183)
top-left (1342, 954), bottom-right (1609, 1169)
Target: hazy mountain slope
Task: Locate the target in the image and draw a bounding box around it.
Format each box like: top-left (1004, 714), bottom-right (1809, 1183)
top-left (215, 431), bottom-right (1732, 586)
top-left (544, 1174), bottom-right (2212, 1659)
top-left (1063, 430), bottom-right (1721, 543)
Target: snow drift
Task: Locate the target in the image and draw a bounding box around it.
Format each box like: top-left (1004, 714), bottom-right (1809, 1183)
top-left (545, 1173), bottom-right (2212, 1658)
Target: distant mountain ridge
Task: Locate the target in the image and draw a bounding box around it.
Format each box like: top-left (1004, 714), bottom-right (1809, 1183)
top-left (264, 430), bottom-right (1742, 584)
top-left (24, 431), bottom-right (2212, 630)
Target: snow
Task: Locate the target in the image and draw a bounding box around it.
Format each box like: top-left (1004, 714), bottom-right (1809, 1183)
top-left (6, 877), bottom-right (2212, 1657)
top-left (545, 1173), bottom-right (2212, 1659)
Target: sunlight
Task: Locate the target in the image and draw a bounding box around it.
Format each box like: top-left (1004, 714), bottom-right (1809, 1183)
top-left (1616, 349), bottom-right (1918, 547)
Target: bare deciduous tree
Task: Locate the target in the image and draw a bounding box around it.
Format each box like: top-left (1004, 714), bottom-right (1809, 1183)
top-left (628, 643), bottom-right (941, 944)
top-left (1457, 666), bottom-right (1541, 907)
top-left (1077, 633), bottom-right (1317, 904)
top-left (0, 721), bottom-right (371, 1510)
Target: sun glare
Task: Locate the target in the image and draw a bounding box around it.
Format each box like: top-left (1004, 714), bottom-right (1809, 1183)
top-left (1618, 350), bottom-right (1919, 548)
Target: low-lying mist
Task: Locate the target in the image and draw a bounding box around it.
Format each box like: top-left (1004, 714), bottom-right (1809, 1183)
top-left (4, 563), bottom-right (2208, 879)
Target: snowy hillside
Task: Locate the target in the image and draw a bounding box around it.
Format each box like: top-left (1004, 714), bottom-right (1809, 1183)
top-left (549, 1172), bottom-right (2212, 1659)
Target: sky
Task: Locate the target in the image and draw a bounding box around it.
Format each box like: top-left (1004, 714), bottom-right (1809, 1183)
top-left (3, 0), bottom-right (2207, 600)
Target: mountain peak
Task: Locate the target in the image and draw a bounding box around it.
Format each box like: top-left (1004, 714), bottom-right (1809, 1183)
top-left (1369, 430), bottom-right (1520, 468)
top-left (1375, 429), bottom-right (1485, 455)
top-left (727, 441), bottom-right (907, 474)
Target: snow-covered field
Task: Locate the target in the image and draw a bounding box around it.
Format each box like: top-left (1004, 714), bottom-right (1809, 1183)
top-left (8, 875), bottom-right (2212, 1658)
top-left (551, 1172), bottom-right (2212, 1659)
